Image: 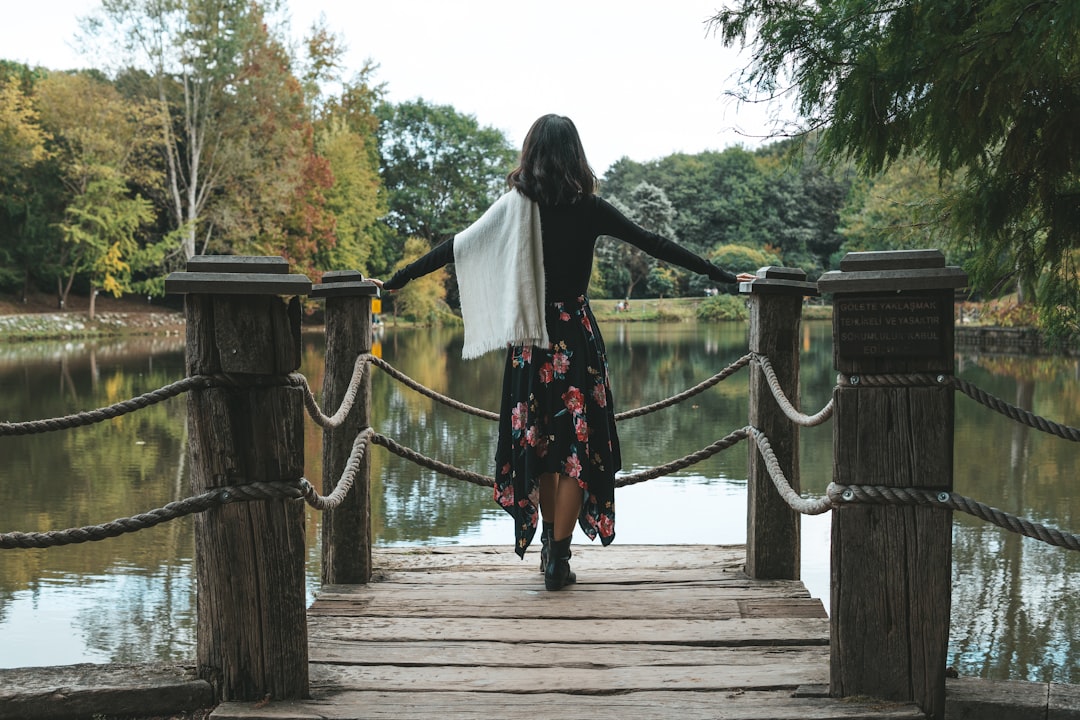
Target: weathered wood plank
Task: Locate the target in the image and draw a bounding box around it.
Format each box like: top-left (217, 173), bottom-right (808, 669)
top-left (210, 689), bottom-right (926, 720)
top-left (368, 543), bottom-right (747, 570)
top-left (309, 656), bottom-right (828, 693)
top-left (1051, 682), bottom-right (1080, 720)
top-left (319, 578), bottom-right (812, 596)
top-left (365, 568), bottom-right (800, 586)
top-left (307, 615), bottom-right (829, 646)
top-left (307, 640), bottom-right (828, 669)
top-left (308, 591), bottom-right (824, 620)
top-left (0, 663), bottom-right (213, 720)
top-left (945, 677), bottom-right (1048, 720)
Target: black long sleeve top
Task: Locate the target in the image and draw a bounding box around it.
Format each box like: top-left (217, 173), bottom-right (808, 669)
top-left (383, 194), bottom-right (737, 299)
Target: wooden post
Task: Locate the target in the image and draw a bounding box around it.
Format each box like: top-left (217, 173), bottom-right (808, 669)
top-left (311, 271), bottom-right (378, 584)
top-left (742, 267), bottom-right (818, 580)
top-left (165, 256), bottom-right (313, 702)
top-left (818, 250), bottom-right (967, 720)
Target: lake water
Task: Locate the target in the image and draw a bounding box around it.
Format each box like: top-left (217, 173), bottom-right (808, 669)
top-left (0, 320), bottom-right (1078, 682)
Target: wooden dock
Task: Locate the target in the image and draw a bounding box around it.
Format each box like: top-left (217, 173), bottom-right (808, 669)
top-left (212, 545), bottom-right (924, 719)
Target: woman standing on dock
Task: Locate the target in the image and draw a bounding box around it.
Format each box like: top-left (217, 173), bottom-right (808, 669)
top-left (373, 114), bottom-right (752, 590)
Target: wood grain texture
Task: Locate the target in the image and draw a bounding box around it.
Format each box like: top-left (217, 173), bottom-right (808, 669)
top-left (186, 294), bottom-right (309, 702)
top-left (829, 286), bottom-right (955, 720)
top-left (321, 294), bottom-right (373, 584)
top-left (206, 545), bottom-right (925, 720)
top-left (747, 291), bottom-right (804, 579)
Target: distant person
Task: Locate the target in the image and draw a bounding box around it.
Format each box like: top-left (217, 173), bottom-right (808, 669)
top-left (372, 114), bottom-right (754, 590)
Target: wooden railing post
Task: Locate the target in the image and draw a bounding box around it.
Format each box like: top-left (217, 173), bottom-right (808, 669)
top-left (311, 271), bottom-right (378, 584)
top-left (818, 250), bottom-right (967, 720)
top-left (742, 267), bottom-right (818, 580)
top-left (165, 256), bottom-right (312, 702)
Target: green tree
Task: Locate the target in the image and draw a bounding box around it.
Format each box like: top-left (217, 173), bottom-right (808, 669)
top-left (597, 183), bottom-right (679, 299)
top-left (58, 174), bottom-right (154, 319)
top-left (316, 117), bottom-right (384, 275)
top-left (839, 155), bottom-right (959, 257)
top-left (34, 70), bottom-right (163, 310)
top-left (710, 0), bottom-right (1080, 333)
top-left (390, 237), bottom-right (448, 324)
top-left (312, 65), bottom-right (387, 276)
top-left (377, 99), bottom-right (516, 249)
top-left (0, 70), bottom-right (57, 298)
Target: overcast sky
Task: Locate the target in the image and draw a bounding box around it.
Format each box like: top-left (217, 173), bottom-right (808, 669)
top-left (1, 1), bottom-right (791, 175)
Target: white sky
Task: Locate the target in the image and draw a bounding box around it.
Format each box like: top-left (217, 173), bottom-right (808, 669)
top-left (1, 1), bottom-right (791, 175)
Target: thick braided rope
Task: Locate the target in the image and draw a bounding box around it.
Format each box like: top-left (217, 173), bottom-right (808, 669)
top-left (950, 376), bottom-right (1080, 442)
top-left (0, 376), bottom-right (214, 437)
top-left (0, 480), bottom-right (305, 550)
top-left (751, 353), bottom-right (834, 427)
top-left (367, 355), bottom-right (500, 421)
top-left (838, 372), bottom-right (943, 388)
top-left (299, 428), bottom-right (374, 510)
top-left (367, 429), bottom-right (755, 490)
top-left (370, 432), bottom-right (496, 487)
top-left (364, 353), bottom-right (753, 424)
top-left (292, 354), bottom-right (371, 429)
top-left (614, 353), bottom-right (753, 421)
top-left (840, 372), bottom-right (1080, 442)
top-left (745, 425), bottom-right (834, 515)
top-left (614, 428), bottom-right (750, 487)
top-left (828, 483), bottom-right (1080, 551)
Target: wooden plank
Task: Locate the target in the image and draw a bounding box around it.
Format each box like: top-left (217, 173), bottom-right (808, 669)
top-left (945, 677), bottom-right (1048, 720)
top-left (739, 598), bottom-right (828, 618)
top-left (0, 663), bottom-right (213, 720)
top-left (1051, 682), bottom-right (1080, 719)
top-left (307, 640), bottom-right (828, 669)
top-left (310, 588), bottom-right (818, 619)
top-left (307, 615), bottom-right (829, 646)
top-left (365, 567), bottom-right (799, 586)
top-left (320, 577), bottom-right (812, 594)
top-left (307, 655), bottom-right (828, 693)
top-left (210, 689), bottom-right (926, 720)
top-left (369, 543), bottom-right (747, 569)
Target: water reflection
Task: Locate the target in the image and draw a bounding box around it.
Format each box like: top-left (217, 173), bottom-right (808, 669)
top-left (0, 323), bottom-right (1077, 684)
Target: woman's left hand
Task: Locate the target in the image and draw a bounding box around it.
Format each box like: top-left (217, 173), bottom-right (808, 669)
top-left (736, 272), bottom-right (757, 283)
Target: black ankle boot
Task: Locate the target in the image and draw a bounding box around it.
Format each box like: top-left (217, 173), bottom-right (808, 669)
top-left (540, 523), bottom-right (554, 574)
top-left (544, 535), bottom-right (577, 590)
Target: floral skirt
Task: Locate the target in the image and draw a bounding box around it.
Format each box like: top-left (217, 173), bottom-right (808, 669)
top-left (493, 296), bottom-right (621, 558)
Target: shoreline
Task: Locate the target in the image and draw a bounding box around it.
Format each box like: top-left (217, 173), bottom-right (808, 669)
top-left (0, 305), bottom-right (1074, 357)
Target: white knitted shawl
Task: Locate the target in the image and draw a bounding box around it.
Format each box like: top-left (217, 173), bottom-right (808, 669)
top-left (453, 190), bottom-right (548, 359)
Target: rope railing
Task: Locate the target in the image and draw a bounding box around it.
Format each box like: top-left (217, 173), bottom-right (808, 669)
top-left (292, 355), bottom-right (371, 429)
top-left (840, 372), bottom-right (1080, 442)
top-left (7, 347), bottom-right (1080, 555)
top-left (827, 483), bottom-right (1080, 552)
top-left (298, 428), bottom-right (375, 509)
top-left (0, 479), bottom-right (306, 550)
top-left (0, 376), bottom-right (215, 436)
top-left (296, 352), bottom-right (758, 427)
top-left (613, 353), bottom-right (753, 421)
top-left (751, 353), bottom-right (834, 427)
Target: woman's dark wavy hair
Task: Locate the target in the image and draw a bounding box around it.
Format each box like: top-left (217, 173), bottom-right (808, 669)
top-left (507, 114), bottom-right (597, 205)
